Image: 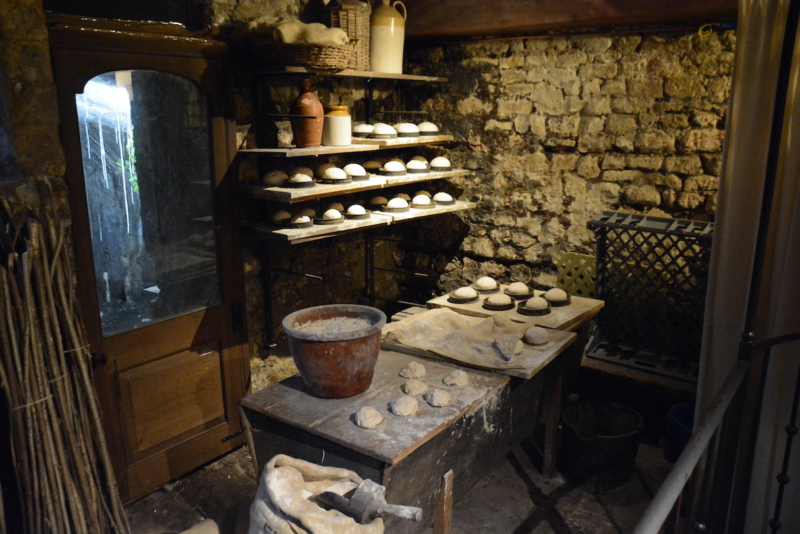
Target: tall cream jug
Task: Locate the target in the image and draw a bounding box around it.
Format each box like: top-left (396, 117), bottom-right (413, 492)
top-left (370, 0), bottom-right (406, 73)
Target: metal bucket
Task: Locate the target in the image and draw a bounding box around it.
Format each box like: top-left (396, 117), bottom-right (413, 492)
top-left (282, 304), bottom-right (386, 398)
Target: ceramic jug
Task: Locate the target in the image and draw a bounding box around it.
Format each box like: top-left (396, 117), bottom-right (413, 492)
top-left (289, 79), bottom-right (324, 148)
top-left (370, 0), bottom-right (406, 74)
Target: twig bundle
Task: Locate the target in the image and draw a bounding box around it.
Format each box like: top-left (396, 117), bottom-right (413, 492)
top-left (0, 181), bottom-right (130, 534)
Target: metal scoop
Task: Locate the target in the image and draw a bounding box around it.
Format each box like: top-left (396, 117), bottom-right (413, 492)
top-left (317, 479), bottom-right (422, 524)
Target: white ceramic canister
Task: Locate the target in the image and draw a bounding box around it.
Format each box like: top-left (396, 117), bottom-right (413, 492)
top-left (370, 0), bottom-right (406, 74)
top-left (322, 105), bottom-right (352, 146)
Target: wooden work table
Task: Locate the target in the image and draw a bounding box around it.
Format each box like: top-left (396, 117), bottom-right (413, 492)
top-left (241, 291), bottom-right (604, 533)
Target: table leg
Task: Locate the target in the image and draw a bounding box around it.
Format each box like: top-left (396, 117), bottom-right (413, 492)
top-left (542, 375), bottom-right (563, 479)
top-left (434, 470), bottom-right (454, 534)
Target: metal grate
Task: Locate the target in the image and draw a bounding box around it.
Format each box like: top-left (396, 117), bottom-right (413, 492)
top-left (586, 211), bottom-right (713, 381)
top-left (557, 252), bottom-right (596, 298)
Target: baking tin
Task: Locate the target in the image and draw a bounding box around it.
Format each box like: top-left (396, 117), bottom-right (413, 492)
top-left (482, 298), bottom-right (515, 311)
top-left (545, 294), bottom-right (572, 307)
top-left (407, 167), bottom-right (429, 174)
top-left (318, 177), bottom-right (353, 184)
top-left (378, 169), bottom-right (407, 176)
top-left (381, 205), bottom-right (410, 213)
top-left (504, 288), bottom-right (534, 300)
top-left (516, 302), bottom-right (552, 316)
top-left (313, 217), bottom-right (344, 225)
top-left (410, 202), bottom-right (436, 209)
top-left (369, 133), bottom-right (397, 139)
top-left (447, 293), bottom-right (479, 304)
top-left (433, 199), bottom-right (456, 206)
top-left (429, 165), bottom-right (452, 172)
top-left (283, 180), bottom-right (317, 189)
top-left (285, 220), bottom-right (314, 229)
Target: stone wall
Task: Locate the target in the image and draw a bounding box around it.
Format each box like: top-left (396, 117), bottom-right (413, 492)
top-left (400, 30), bottom-right (733, 289)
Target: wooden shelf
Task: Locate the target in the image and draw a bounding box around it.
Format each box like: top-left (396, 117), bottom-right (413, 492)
top-left (248, 66), bottom-right (448, 83)
top-left (241, 169), bottom-right (469, 204)
top-left (245, 201), bottom-right (475, 244)
top-left (238, 135), bottom-right (456, 157)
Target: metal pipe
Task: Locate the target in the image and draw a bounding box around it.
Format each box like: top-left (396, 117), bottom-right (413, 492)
top-left (634, 361), bottom-right (750, 534)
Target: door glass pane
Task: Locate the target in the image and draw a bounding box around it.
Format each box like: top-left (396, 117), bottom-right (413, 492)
top-left (76, 70), bottom-right (221, 337)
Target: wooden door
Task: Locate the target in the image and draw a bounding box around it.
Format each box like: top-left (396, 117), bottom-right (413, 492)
top-left (48, 23), bottom-right (249, 502)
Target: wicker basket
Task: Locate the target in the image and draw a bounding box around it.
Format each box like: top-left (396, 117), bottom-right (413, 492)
top-left (259, 42), bottom-right (356, 72)
top-left (325, 0), bottom-right (371, 71)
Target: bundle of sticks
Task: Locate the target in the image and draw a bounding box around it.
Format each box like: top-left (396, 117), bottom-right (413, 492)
top-left (0, 183), bottom-right (129, 534)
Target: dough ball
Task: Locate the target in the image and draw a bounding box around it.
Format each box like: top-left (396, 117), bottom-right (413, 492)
top-left (424, 388), bottom-right (451, 407)
top-left (370, 196), bottom-right (389, 206)
top-left (486, 294), bottom-right (512, 306)
top-left (513, 340), bottom-right (524, 354)
top-left (525, 296), bottom-right (549, 310)
top-left (316, 163), bottom-right (336, 178)
top-left (506, 282), bottom-right (530, 296)
top-left (290, 215), bottom-right (311, 224)
top-left (443, 370), bottom-right (468, 387)
top-left (289, 166), bottom-right (314, 178)
top-left (322, 209), bottom-right (341, 220)
top-left (524, 326), bottom-right (550, 346)
top-left (414, 190), bottom-right (432, 198)
top-left (432, 192), bottom-right (453, 202)
top-left (402, 378), bottom-right (428, 396)
top-left (430, 156), bottom-right (450, 168)
top-left (412, 195), bottom-right (431, 205)
top-left (395, 193), bottom-right (411, 202)
top-left (545, 288), bottom-right (569, 302)
top-left (418, 122), bottom-right (439, 134)
top-left (386, 197), bottom-right (409, 209)
top-left (262, 170), bottom-right (288, 186)
top-left (363, 160), bottom-right (382, 171)
top-left (297, 208), bottom-right (316, 218)
top-left (410, 155), bottom-right (428, 163)
top-left (474, 276), bottom-right (497, 290)
top-left (322, 167), bottom-right (347, 180)
top-left (288, 173), bottom-right (313, 183)
top-left (399, 361), bottom-right (426, 379)
top-left (343, 163), bottom-right (366, 177)
top-left (389, 395), bottom-right (419, 416)
top-left (406, 160), bottom-right (427, 171)
top-left (354, 406), bottom-right (382, 429)
top-left (453, 286), bottom-right (478, 299)
top-left (327, 202), bottom-right (344, 212)
top-left (347, 204), bottom-right (367, 216)
top-left (272, 210), bottom-right (292, 225)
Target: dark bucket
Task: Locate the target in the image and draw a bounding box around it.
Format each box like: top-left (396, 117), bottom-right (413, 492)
top-left (559, 400), bottom-right (643, 493)
top-left (665, 403), bottom-right (695, 462)
top-left (282, 304), bottom-right (386, 398)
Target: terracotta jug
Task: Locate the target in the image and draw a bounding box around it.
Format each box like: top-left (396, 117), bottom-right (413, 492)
top-left (289, 79), bottom-right (324, 148)
top-left (370, 0), bottom-right (406, 74)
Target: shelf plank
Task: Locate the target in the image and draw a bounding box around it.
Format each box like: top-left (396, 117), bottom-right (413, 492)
top-left (241, 176), bottom-right (387, 203)
top-left (244, 201), bottom-right (475, 244)
top-left (384, 169), bottom-right (470, 186)
top-left (238, 135), bottom-right (456, 157)
top-left (351, 135), bottom-right (454, 146)
top-left (374, 200), bottom-right (476, 222)
top-left (249, 66), bottom-right (448, 83)
top-left (244, 213), bottom-right (394, 244)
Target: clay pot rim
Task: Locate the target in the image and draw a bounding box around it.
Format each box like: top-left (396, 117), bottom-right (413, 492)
top-left (282, 304), bottom-right (386, 342)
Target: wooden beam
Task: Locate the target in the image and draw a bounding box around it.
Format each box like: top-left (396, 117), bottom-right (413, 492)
top-left (403, 0), bottom-right (737, 39)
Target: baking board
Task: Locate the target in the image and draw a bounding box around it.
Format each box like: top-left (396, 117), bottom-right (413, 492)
top-left (240, 351), bottom-right (508, 466)
top-left (427, 285), bottom-right (604, 332)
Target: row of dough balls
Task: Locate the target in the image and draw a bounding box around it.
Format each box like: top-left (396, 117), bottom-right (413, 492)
top-left (353, 363), bottom-right (469, 428)
top-left (262, 156), bottom-right (452, 187)
top-left (353, 121), bottom-right (440, 138)
top-left (370, 190), bottom-right (454, 209)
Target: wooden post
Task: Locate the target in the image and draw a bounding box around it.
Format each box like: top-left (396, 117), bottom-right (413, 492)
top-left (434, 469), bottom-right (454, 534)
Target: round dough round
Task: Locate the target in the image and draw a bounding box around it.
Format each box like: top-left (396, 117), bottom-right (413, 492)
top-left (412, 195), bottom-right (431, 205)
top-left (545, 288), bottom-right (569, 302)
top-left (430, 156), bottom-right (450, 167)
top-left (322, 209), bottom-right (342, 220)
top-left (414, 190), bottom-right (432, 198)
top-left (506, 282), bottom-right (530, 296)
top-left (289, 166), bottom-right (314, 178)
top-left (443, 370), bottom-right (468, 387)
top-left (418, 121), bottom-right (439, 133)
top-left (410, 155), bottom-right (428, 163)
top-left (262, 170), bottom-right (288, 186)
top-left (395, 193), bottom-right (412, 202)
top-left (343, 163), bottom-right (367, 178)
top-left (370, 196), bottom-right (389, 206)
top-left (354, 406), bottom-right (382, 428)
top-left (433, 192), bottom-right (453, 202)
top-left (272, 210), bottom-right (291, 224)
top-left (363, 160), bottom-right (382, 171)
top-left (322, 167), bottom-right (347, 180)
top-left (453, 286), bottom-right (478, 299)
top-left (386, 197), bottom-right (409, 209)
top-left (288, 173), bottom-right (313, 183)
top-left (406, 160), bottom-right (427, 171)
top-left (475, 276), bottom-right (497, 290)
top-left (524, 326), bottom-right (550, 345)
top-left (486, 293), bottom-right (512, 306)
top-left (525, 296), bottom-right (549, 310)
top-left (298, 208), bottom-right (316, 218)
top-left (389, 395), bottom-right (419, 416)
top-left (402, 378), bottom-right (428, 396)
top-left (316, 163), bottom-right (336, 178)
top-left (290, 215), bottom-right (311, 224)
top-left (353, 124), bottom-right (374, 135)
top-left (347, 204), bottom-right (367, 216)
top-left (425, 388), bottom-right (451, 407)
top-left (399, 361), bottom-right (426, 379)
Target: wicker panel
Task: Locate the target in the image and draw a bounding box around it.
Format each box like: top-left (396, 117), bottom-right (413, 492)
top-left (556, 252), bottom-right (596, 298)
top-left (326, 0), bottom-right (371, 71)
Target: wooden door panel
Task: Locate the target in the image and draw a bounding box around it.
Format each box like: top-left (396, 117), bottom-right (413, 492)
top-left (118, 341), bottom-right (225, 457)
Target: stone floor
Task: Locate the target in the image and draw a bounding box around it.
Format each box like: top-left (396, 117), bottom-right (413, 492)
top-left (125, 437), bottom-right (673, 534)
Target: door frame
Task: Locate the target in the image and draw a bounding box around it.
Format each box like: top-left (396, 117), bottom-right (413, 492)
top-left (48, 18), bottom-right (249, 501)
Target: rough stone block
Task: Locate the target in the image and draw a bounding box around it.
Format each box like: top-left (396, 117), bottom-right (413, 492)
top-left (547, 114), bottom-right (580, 136)
top-left (701, 153), bottom-right (723, 175)
top-left (678, 129), bottom-right (724, 152)
top-left (577, 132), bottom-right (615, 152)
top-left (602, 152), bottom-right (626, 170)
top-left (645, 173), bottom-right (683, 191)
top-left (624, 184), bottom-right (661, 206)
top-left (661, 188), bottom-right (677, 208)
top-left (551, 153), bottom-right (580, 171)
top-left (457, 95), bottom-right (492, 115)
top-left (634, 129), bottom-right (676, 153)
top-left (511, 232), bottom-right (536, 248)
top-left (660, 114), bottom-right (690, 129)
top-left (498, 99), bottom-right (533, 117)
top-left (614, 136), bottom-right (635, 153)
top-left (603, 169), bottom-right (643, 183)
top-left (563, 79), bottom-right (582, 96)
top-left (497, 246), bottom-right (519, 260)
top-left (582, 78), bottom-right (602, 97)
top-left (500, 69), bottom-right (527, 84)
top-left (505, 83), bottom-right (536, 96)
top-left (462, 236), bottom-right (495, 258)
top-left (601, 80), bottom-right (627, 96)
top-left (611, 97), bottom-right (651, 114)
top-left (626, 154), bottom-right (663, 170)
top-left (579, 63), bottom-right (618, 79)
top-left (663, 155), bottom-right (703, 175)
top-left (500, 56), bottom-right (525, 69)
top-left (691, 111), bottom-right (720, 128)
top-left (664, 76), bottom-right (705, 98)
top-left (579, 116), bottom-right (604, 136)
top-left (605, 114), bottom-right (637, 135)
top-left (526, 66), bottom-right (548, 82)
top-left (582, 96), bottom-right (611, 116)
top-left (707, 77), bottom-right (731, 103)
top-left (627, 78), bottom-right (664, 99)
top-left (557, 49), bottom-right (589, 67)
top-left (533, 84), bottom-right (565, 115)
top-left (592, 182), bottom-right (622, 204)
top-left (683, 174), bottom-right (719, 191)
top-left (485, 120), bottom-right (513, 131)
top-left (564, 96), bottom-right (586, 113)
top-left (530, 114), bottom-right (547, 136)
top-left (547, 67), bottom-right (579, 87)
top-left (514, 114), bottom-right (531, 133)
top-left (677, 192), bottom-right (704, 210)
top-left (574, 36), bottom-right (613, 54)
top-left (577, 155), bottom-right (601, 178)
